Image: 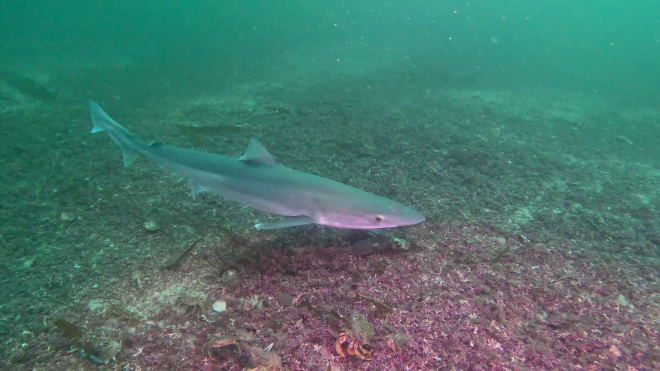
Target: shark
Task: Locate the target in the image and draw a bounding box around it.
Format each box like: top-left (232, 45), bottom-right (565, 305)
top-left (89, 101), bottom-right (425, 229)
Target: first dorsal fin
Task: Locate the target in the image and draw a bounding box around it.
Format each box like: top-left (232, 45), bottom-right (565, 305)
top-left (239, 138), bottom-right (276, 166)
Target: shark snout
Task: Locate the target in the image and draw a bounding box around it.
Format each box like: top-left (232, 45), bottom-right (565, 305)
top-left (385, 202), bottom-right (425, 227)
top-left (401, 207), bottom-right (425, 226)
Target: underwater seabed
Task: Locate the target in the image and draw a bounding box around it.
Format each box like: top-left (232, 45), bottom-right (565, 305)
top-left (1, 68), bottom-right (659, 370)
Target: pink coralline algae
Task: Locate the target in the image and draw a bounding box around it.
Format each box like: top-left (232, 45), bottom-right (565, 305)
top-left (22, 223), bottom-right (660, 370)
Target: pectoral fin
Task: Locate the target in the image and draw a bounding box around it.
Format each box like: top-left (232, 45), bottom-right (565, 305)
top-left (115, 138), bottom-right (137, 167)
top-left (189, 180), bottom-right (207, 195)
top-left (255, 216), bottom-right (315, 229)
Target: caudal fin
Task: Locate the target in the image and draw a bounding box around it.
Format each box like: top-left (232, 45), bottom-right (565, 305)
top-left (89, 101), bottom-right (139, 167)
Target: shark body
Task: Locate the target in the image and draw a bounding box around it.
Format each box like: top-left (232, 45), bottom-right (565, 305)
top-left (89, 101), bottom-right (425, 229)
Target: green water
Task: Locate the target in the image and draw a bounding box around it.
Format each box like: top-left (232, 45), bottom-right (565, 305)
top-left (1, 1), bottom-right (658, 100)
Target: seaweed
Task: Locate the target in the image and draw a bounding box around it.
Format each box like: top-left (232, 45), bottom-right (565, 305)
top-left (356, 292), bottom-right (393, 315)
top-left (53, 319), bottom-right (82, 338)
top-left (299, 296), bottom-right (326, 319)
top-left (161, 238), bottom-right (202, 271)
top-left (491, 246), bottom-right (511, 264)
top-left (0, 70), bottom-right (56, 101)
top-left (329, 308), bottom-right (348, 324)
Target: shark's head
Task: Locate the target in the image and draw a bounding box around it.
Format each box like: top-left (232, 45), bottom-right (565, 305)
top-left (317, 197), bottom-right (425, 229)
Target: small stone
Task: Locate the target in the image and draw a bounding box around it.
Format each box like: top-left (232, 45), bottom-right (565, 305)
top-left (22, 256), bottom-right (37, 269)
top-left (610, 344), bottom-right (622, 358)
top-left (212, 300), bottom-right (227, 312)
top-left (244, 344), bottom-right (283, 371)
top-left (393, 332), bottom-right (409, 350)
top-left (90, 340), bottom-right (122, 365)
top-left (393, 237), bottom-right (409, 250)
top-left (60, 212), bottom-right (75, 223)
top-left (143, 220), bottom-right (160, 232)
top-left (351, 235), bottom-right (397, 256)
top-left (88, 299), bottom-right (105, 312)
top-left (351, 240), bottom-right (374, 256)
top-left (276, 292), bottom-right (293, 306)
top-left (180, 263), bottom-right (193, 273)
top-left (493, 237), bottom-right (506, 246)
top-left (617, 294), bottom-right (629, 307)
top-left (235, 328), bottom-right (256, 341)
top-left (221, 269), bottom-right (237, 282)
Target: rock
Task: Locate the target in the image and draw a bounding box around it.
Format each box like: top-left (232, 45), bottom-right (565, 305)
top-left (350, 235), bottom-right (397, 256)
top-left (276, 292), bottom-right (293, 306)
top-left (244, 344), bottom-right (283, 371)
top-left (90, 339), bottom-right (122, 365)
top-left (87, 299), bottom-right (106, 312)
top-left (221, 269), bottom-right (238, 283)
top-left (351, 240), bottom-right (374, 256)
top-left (22, 256), bottom-right (37, 269)
top-left (350, 310), bottom-right (374, 345)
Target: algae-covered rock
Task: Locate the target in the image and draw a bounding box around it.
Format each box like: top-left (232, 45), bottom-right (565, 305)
top-left (350, 310), bottom-right (374, 345)
top-left (90, 339), bottom-right (121, 365)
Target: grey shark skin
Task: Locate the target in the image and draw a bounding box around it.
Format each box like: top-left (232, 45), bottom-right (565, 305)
top-left (89, 101), bottom-right (425, 230)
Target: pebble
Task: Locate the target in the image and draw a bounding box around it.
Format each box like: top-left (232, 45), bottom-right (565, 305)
top-left (212, 300), bottom-right (227, 312)
top-left (143, 220), bottom-right (160, 232)
top-left (60, 212), bottom-right (76, 223)
top-left (494, 237), bottom-right (506, 246)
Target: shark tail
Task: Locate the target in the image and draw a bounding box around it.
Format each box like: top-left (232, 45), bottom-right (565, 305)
top-left (89, 101), bottom-right (139, 167)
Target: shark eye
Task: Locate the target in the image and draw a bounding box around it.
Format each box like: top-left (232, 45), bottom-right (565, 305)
top-left (375, 214), bottom-right (385, 222)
